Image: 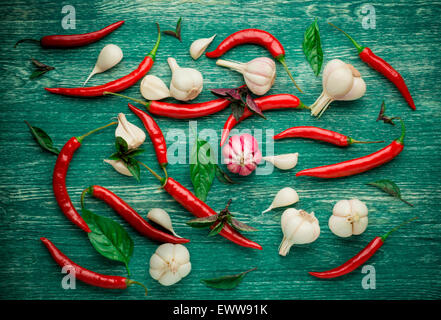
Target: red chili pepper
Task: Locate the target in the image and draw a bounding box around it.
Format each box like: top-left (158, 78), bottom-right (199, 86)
top-left (44, 23), bottom-right (160, 97)
top-left (274, 126), bottom-right (383, 147)
top-left (83, 185), bottom-right (189, 244)
top-left (40, 237), bottom-right (147, 293)
top-left (128, 104), bottom-right (167, 168)
top-left (163, 177), bottom-right (262, 250)
top-left (206, 29), bottom-right (302, 92)
top-left (309, 217), bottom-right (417, 279)
top-left (296, 120), bottom-right (405, 179)
top-left (220, 94), bottom-right (307, 146)
top-left (53, 122), bottom-right (116, 233)
top-left (15, 21), bottom-right (124, 48)
top-left (329, 23), bottom-right (415, 110)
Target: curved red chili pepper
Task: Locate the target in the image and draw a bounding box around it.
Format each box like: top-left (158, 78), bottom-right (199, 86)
top-left (329, 23), bottom-right (415, 110)
top-left (45, 23), bottom-right (160, 97)
top-left (206, 29), bottom-right (301, 91)
top-left (274, 126), bottom-right (383, 147)
top-left (163, 177), bottom-right (262, 250)
top-left (86, 185), bottom-right (189, 244)
top-left (53, 137), bottom-right (90, 233)
top-left (15, 21), bottom-right (125, 48)
top-left (147, 98), bottom-right (231, 119)
top-left (296, 121), bottom-right (405, 178)
top-left (128, 104), bottom-right (167, 167)
top-left (40, 237), bottom-right (147, 293)
top-left (220, 94), bottom-right (306, 146)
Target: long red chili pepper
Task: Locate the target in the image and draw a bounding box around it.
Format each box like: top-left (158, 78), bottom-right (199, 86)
top-left (329, 23), bottom-right (415, 110)
top-left (82, 185), bottom-right (189, 244)
top-left (220, 94), bottom-right (307, 146)
top-left (309, 217), bottom-right (417, 279)
top-left (40, 237), bottom-right (147, 293)
top-left (296, 120), bottom-right (405, 178)
top-left (15, 21), bottom-right (125, 48)
top-left (128, 104), bottom-right (167, 168)
top-left (106, 92), bottom-right (231, 119)
top-left (44, 23), bottom-right (160, 97)
top-left (53, 122), bottom-right (116, 233)
top-left (274, 126), bottom-right (383, 147)
top-left (163, 177), bottom-right (262, 250)
top-left (206, 29), bottom-right (302, 92)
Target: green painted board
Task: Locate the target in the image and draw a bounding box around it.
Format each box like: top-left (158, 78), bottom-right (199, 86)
top-left (0, 0), bottom-right (440, 300)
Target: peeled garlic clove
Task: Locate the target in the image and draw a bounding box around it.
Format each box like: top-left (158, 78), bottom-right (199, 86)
top-left (147, 208), bottom-right (180, 237)
top-left (262, 187), bottom-right (299, 214)
top-left (262, 153), bottom-right (298, 170)
top-left (104, 159), bottom-right (133, 176)
top-left (115, 113), bottom-right (146, 150)
top-left (190, 35), bottom-right (216, 60)
top-left (140, 75), bottom-right (170, 100)
top-left (83, 44), bottom-right (123, 85)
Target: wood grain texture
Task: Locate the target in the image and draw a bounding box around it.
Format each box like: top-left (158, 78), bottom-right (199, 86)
top-left (0, 0), bottom-right (440, 300)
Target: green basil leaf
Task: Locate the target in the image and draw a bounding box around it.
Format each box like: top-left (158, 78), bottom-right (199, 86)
top-left (30, 69), bottom-right (49, 79)
top-left (115, 136), bottom-right (129, 154)
top-left (367, 179), bottom-right (413, 207)
top-left (125, 148), bottom-right (145, 157)
top-left (215, 165), bottom-right (237, 184)
top-left (302, 19), bottom-right (323, 76)
top-left (126, 157), bottom-right (140, 182)
top-left (186, 215), bottom-right (219, 229)
top-left (208, 221), bottom-right (224, 237)
top-left (230, 218), bottom-right (258, 232)
top-left (82, 208), bottom-right (134, 275)
top-left (190, 139), bottom-right (215, 201)
top-left (163, 17), bottom-right (182, 41)
top-left (107, 152), bottom-right (122, 160)
top-left (25, 121), bottom-right (59, 155)
top-left (201, 267), bottom-right (257, 290)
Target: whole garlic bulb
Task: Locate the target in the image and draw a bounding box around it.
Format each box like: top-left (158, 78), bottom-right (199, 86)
top-left (168, 57), bottom-right (203, 101)
top-left (310, 59), bottom-right (366, 118)
top-left (279, 208), bottom-right (320, 256)
top-left (115, 113), bottom-right (146, 150)
top-left (328, 199), bottom-right (368, 237)
top-left (149, 243), bottom-right (191, 286)
top-left (222, 134), bottom-right (262, 176)
top-left (216, 57), bottom-right (276, 95)
top-left (140, 75), bottom-right (170, 100)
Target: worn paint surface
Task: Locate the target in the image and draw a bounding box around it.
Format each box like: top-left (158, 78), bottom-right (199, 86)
top-left (0, 0), bottom-right (440, 300)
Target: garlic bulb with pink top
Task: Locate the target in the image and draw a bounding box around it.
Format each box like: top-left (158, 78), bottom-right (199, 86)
top-left (222, 134), bottom-right (262, 176)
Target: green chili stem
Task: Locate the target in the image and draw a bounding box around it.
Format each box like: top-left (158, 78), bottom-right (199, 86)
top-left (147, 23), bottom-right (161, 60)
top-left (276, 55), bottom-right (303, 93)
top-left (328, 22), bottom-right (365, 53)
top-left (396, 119), bottom-right (406, 144)
top-left (348, 138), bottom-right (385, 145)
top-left (103, 91), bottom-right (150, 107)
top-left (381, 217), bottom-right (418, 241)
top-left (77, 121), bottom-right (117, 143)
top-left (126, 279), bottom-right (148, 296)
top-left (137, 160), bottom-right (163, 182)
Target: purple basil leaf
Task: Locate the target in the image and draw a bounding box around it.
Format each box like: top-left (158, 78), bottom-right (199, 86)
top-left (246, 93), bottom-right (265, 119)
top-left (231, 102), bottom-right (245, 121)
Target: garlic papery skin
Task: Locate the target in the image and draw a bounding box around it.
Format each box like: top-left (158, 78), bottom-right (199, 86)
top-left (140, 75), bottom-right (170, 100)
top-left (147, 208), bottom-right (180, 237)
top-left (216, 57), bottom-right (276, 95)
top-left (190, 35), bottom-right (216, 60)
top-left (328, 199), bottom-right (368, 238)
top-left (149, 243), bottom-right (191, 286)
top-left (104, 159), bottom-right (133, 177)
top-left (222, 134), bottom-right (262, 176)
top-left (262, 153), bottom-right (298, 170)
top-left (83, 44), bottom-right (123, 85)
top-left (168, 57), bottom-right (203, 101)
top-left (115, 113), bottom-right (146, 150)
top-left (262, 187), bottom-right (299, 214)
top-left (310, 59), bottom-right (366, 118)
top-left (279, 208), bottom-right (320, 256)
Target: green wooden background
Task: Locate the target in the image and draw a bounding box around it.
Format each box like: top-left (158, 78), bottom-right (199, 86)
top-left (1, 0), bottom-right (440, 300)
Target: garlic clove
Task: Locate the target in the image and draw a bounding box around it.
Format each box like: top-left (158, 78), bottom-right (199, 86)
top-left (149, 252), bottom-right (167, 270)
top-left (324, 66), bottom-right (353, 97)
top-left (190, 35), bottom-right (216, 60)
top-left (115, 113), bottom-right (146, 150)
top-left (340, 76), bottom-right (366, 101)
top-left (149, 267), bottom-right (164, 281)
top-left (103, 159), bottom-right (133, 176)
top-left (168, 57), bottom-right (203, 101)
top-left (322, 59), bottom-right (347, 84)
top-left (178, 262), bottom-right (192, 278)
top-left (328, 215), bottom-right (353, 237)
top-left (140, 75), bottom-right (170, 100)
top-left (262, 187), bottom-right (299, 214)
top-left (349, 199), bottom-right (368, 217)
top-left (332, 199), bottom-right (352, 217)
top-left (155, 243), bottom-right (175, 261)
top-left (147, 208), bottom-right (180, 237)
top-left (353, 217), bottom-right (368, 235)
top-left (158, 270), bottom-right (182, 286)
top-left (263, 153), bottom-right (298, 170)
top-left (84, 44), bottom-right (123, 85)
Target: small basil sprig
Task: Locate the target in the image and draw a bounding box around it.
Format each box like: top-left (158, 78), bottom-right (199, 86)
top-left (201, 267), bottom-right (257, 290)
top-left (377, 101), bottom-right (400, 125)
top-left (367, 179), bottom-right (413, 207)
top-left (215, 164), bottom-right (237, 185)
top-left (190, 138), bottom-right (216, 201)
top-left (302, 19), bottom-right (323, 76)
top-left (82, 208), bottom-right (134, 275)
top-left (30, 58), bottom-right (54, 79)
top-left (107, 137), bottom-right (144, 181)
top-left (163, 17), bottom-right (182, 41)
top-left (25, 120), bottom-right (60, 155)
top-left (186, 199), bottom-right (258, 236)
